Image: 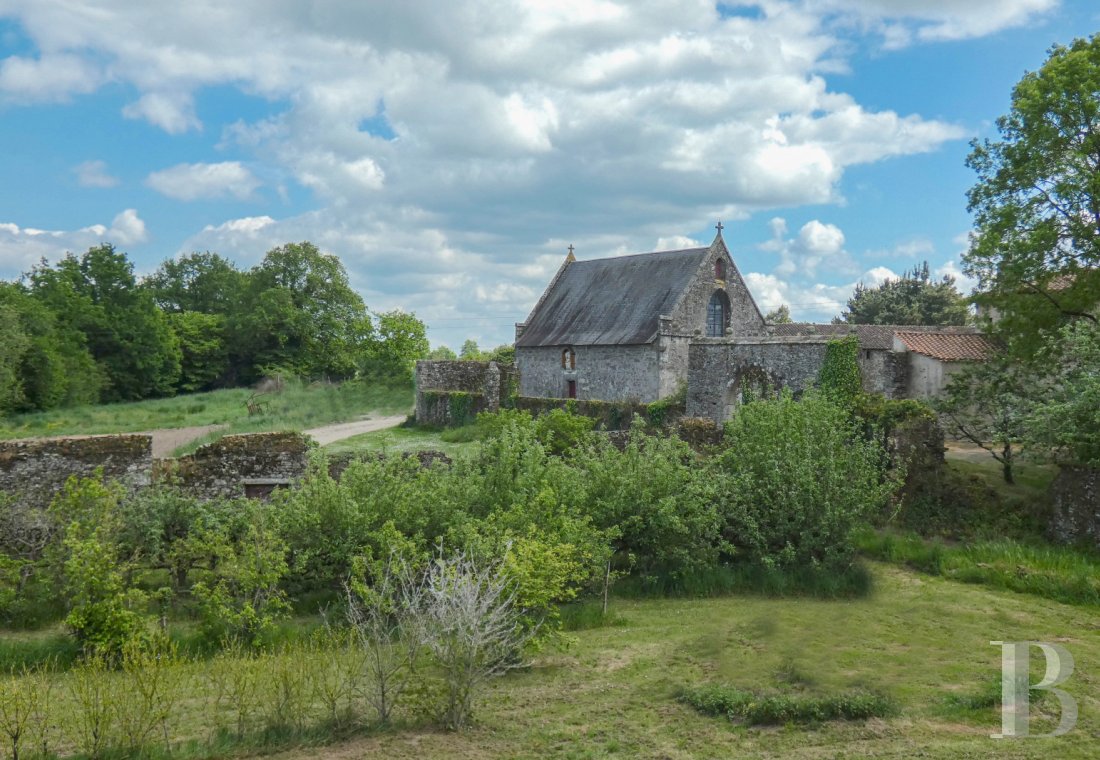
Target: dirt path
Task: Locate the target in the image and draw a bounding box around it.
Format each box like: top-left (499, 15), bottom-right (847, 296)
top-left (303, 414), bottom-right (407, 445)
top-left (145, 425), bottom-right (227, 458)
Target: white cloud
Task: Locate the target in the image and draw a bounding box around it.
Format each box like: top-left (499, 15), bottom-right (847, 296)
top-left (145, 162), bottom-right (261, 201)
top-left (808, 0), bottom-right (1057, 47)
top-left (763, 217), bottom-right (856, 279)
top-left (0, 0), bottom-right (1051, 343)
top-left (0, 209), bottom-right (148, 278)
top-left (122, 92), bottom-right (201, 134)
top-left (73, 160), bottom-right (119, 188)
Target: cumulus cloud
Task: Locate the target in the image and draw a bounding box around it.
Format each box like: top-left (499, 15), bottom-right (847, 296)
top-left (0, 0), bottom-right (1052, 343)
top-left (145, 161), bottom-right (261, 201)
top-left (73, 159), bottom-right (119, 188)
top-left (808, 0), bottom-right (1057, 47)
top-left (0, 209), bottom-right (148, 278)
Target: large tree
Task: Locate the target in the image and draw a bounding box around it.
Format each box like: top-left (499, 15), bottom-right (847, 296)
top-left (232, 242), bottom-right (373, 381)
top-left (29, 245), bottom-right (180, 401)
top-left (839, 262), bottom-right (970, 326)
top-left (144, 252), bottom-right (247, 315)
top-left (965, 35), bottom-right (1100, 356)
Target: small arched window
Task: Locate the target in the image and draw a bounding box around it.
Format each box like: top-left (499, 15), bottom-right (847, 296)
top-left (706, 291), bottom-right (729, 337)
top-left (561, 347), bottom-right (576, 370)
top-left (715, 258), bottom-right (726, 280)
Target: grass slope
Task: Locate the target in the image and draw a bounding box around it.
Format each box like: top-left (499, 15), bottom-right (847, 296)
top-left (264, 564), bottom-right (1097, 760)
top-left (0, 381), bottom-right (413, 448)
top-left (322, 425), bottom-right (479, 459)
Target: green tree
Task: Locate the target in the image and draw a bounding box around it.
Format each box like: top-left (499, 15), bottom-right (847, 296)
top-left (29, 245), bottom-right (181, 401)
top-left (486, 344), bottom-right (515, 365)
top-left (427, 345), bottom-right (458, 360)
top-left (0, 303), bottom-right (29, 413)
top-left (965, 35), bottom-right (1100, 357)
top-left (765, 304), bottom-right (793, 323)
top-left (233, 242), bottom-right (372, 381)
top-left (459, 339), bottom-right (483, 360)
top-left (839, 262), bottom-right (970, 326)
top-left (936, 354), bottom-right (1030, 483)
top-left (0, 283), bottom-right (103, 410)
top-left (365, 310), bottom-right (429, 379)
top-left (716, 391), bottom-right (898, 570)
top-left (1026, 321), bottom-right (1100, 465)
top-left (166, 312), bottom-right (229, 392)
top-left (144, 252), bottom-right (247, 315)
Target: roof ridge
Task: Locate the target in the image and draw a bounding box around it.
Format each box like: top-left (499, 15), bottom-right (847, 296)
top-left (572, 246), bottom-right (709, 264)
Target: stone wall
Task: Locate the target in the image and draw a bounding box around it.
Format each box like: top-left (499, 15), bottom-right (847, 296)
top-left (516, 344), bottom-right (660, 402)
top-left (0, 435), bottom-right (152, 508)
top-left (159, 432), bottom-right (313, 501)
top-left (1049, 466), bottom-right (1100, 549)
top-left (686, 338), bottom-right (906, 421)
top-left (414, 360), bottom-right (517, 426)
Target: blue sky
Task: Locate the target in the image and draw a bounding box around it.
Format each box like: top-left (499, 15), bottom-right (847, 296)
top-left (1, 0), bottom-right (1098, 349)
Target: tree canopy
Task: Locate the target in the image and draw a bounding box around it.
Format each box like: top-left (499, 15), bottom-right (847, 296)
top-left (838, 262), bottom-right (970, 326)
top-left (965, 35), bottom-right (1100, 355)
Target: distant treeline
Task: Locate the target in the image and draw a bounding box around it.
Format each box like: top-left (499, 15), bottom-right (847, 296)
top-left (0, 242), bottom-right (428, 413)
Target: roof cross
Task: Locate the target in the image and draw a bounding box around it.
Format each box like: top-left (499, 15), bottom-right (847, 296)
top-left (568, 244), bottom-right (574, 255)
top-left (715, 220), bottom-right (724, 234)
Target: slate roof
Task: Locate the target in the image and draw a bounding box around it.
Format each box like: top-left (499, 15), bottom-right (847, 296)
top-left (516, 247), bottom-right (710, 347)
top-left (894, 331), bottom-right (998, 361)
top-left (770, 323), bottom-right (979, 350)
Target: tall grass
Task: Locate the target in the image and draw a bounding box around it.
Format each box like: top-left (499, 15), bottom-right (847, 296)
top-left (679, 683), bottom-right (898, 725)
top-left (614, 562), bottom-right (873, 600)
top-left (856, 529), bottom-right (1100, 606)
top-left (0, 378), bottom-right (413, 445)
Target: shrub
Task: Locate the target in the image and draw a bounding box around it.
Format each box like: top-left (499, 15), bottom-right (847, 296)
top-left (680, 683), bottom-right (898, 725)
top-left (716, 391), bottom-right (899, 570)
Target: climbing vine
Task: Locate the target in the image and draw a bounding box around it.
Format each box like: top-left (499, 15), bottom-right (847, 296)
top-left (818, 336), bottom-right (862, 404)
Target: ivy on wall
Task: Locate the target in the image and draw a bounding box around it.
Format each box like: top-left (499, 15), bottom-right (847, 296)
top-left (818, 336), bottom-right (862, 403)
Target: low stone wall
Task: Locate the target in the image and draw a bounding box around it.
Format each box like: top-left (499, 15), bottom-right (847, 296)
top-left (1049, 466), bottom-right (1100, 549)
top-left (414, 360), bottom-right (517, 426)
top-left (158, 432), bottom-right (314, 501)
top-left (0, 435), bottom-right (152, 508)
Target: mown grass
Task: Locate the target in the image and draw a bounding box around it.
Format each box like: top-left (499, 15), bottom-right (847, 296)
top-left (0, 380), bottom-right (413, 449)
top-left (322, 424), bottom-right (479, 459)
top-left (259, 562), bottom-right (1097, 759)
top-left (855, 528), bottom-right (1100, 607)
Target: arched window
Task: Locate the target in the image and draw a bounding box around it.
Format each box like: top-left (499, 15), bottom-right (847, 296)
top-left (706, 291), bottom-right (729, 337)
top-left (715, 258), bottom-right (726, 280)
top-left (561, 347), bottom-right (576, 370)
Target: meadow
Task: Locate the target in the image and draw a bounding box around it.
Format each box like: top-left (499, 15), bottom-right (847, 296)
top-left (0, 380), bottom-right (413, 454)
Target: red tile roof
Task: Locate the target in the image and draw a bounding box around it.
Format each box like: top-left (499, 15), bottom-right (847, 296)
top-left (894, 331), bottom-right (998, 361)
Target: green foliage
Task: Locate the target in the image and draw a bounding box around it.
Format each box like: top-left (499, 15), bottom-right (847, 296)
top-left (583, 419), bottom-right (723, 577)
top-left (232, 241), bottom-right (373, 382)
top-left (190, 505), bottom-right (291, 646)
top-left (533, 407), bottom-right (596, 455)
top-left (29, 244), bottom-right (182, 401)
top-left (764, 304), bottom-right (793, 323)
top-left (680, 683), bottom-right (898, 725)
top-left (486, 344), bottom-right (515, 365)
top-left (427, 345), bottom-right (458, 360)
top-left (49, 476), bottom-right (151, 657)
top-left (936, 353), bottom-right (1030, 481)
top-left (1025, 320), bottom-right (1100, 465)
top-left (817, 336), bottom-right (862, 403)
top-left (855, 529), bottom-right (1100, 606)
top-left (966, 35), bottom-right (1100, 358)
top-left (168, 311), bottom-right (230, 393)
top-left (459, 339), bottom-right (482, 360)
top-left (716, 391), bottom-right (899, 570)
top-left (839, 261), bottom-right (970, 326)
top-left (145, 252), bottom-right (247, 315)
top-left (366, 309), bottom-right (430, 379)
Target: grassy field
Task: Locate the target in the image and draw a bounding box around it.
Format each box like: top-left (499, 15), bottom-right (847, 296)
top-left (2, 564), bottom-right (1097, 758)
top-left (257, 563), bottom-right (1097, 759)
top-left (0, 381), bottom-right (413, 445)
